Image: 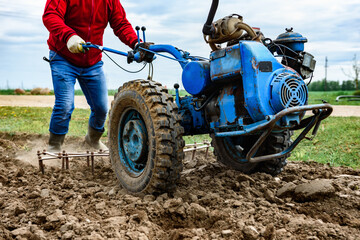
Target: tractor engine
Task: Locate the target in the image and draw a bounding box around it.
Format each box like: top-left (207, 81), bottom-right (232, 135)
top-left (179, 16), bottom-right (314, 135)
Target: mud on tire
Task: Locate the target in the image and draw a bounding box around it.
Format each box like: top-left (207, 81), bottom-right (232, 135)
top-left (108, 80), bottom-right (184, 194)
top-left (255, 130), bottom-right (293, 176)
top-left (211, 130), bottom-right (292, 176)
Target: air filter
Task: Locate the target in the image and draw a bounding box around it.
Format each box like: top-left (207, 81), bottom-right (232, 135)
top-left (270, 72), bottom-right (308, 113)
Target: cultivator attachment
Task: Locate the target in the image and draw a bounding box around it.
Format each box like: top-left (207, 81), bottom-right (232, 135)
top-left (37, 141), bottom-right (212, 176)
top-left (37, 149), bottom-right (109, 175)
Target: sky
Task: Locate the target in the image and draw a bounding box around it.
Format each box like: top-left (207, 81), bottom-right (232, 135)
top-left (0, 0), bottom-right (359, 90)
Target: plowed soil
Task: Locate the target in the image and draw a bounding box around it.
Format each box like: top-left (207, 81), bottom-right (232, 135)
top-left (0, 133), bottom-right (359, 240)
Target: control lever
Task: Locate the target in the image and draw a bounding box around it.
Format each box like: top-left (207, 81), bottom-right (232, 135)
top-left (141, 26), bottom-right (146, 43)
top-left (135, 26), bottom-right (141, 44)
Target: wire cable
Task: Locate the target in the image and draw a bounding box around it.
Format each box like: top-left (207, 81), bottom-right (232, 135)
top-left (103, 51), bottom-right (147, 73)
top-left (307, 72), bottom-right (314, 86)
top-left (147, 62), bottom-right (154, 80)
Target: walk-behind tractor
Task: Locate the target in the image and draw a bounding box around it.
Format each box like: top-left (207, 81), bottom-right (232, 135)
top-left (83, 0), bottom-right (332, 193)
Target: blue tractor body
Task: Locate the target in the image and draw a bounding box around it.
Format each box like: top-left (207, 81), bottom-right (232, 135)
top-left (178, 41), bottom-right (309, 138)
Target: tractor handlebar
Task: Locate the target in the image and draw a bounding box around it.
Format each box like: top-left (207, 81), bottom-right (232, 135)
top-left (82, 43), bottom-right (142, 62)
top-left (81, 43), bottom-right (196, 69)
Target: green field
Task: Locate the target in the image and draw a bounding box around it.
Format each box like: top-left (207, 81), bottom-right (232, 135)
top-left (2, 89), bottom-right (359, 105)
top-left (0, 106), bottom-right (359, 169)
top-left (308, 91), bottom-right (360, 105)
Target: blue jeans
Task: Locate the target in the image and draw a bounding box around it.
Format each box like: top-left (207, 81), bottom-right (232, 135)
top-left (49, 50), bottom-right (108, 135)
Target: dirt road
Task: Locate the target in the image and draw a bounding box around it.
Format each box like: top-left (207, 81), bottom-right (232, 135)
top-left (0, 95), bottom-right (359, 117)
top-left (0, 133), bottom-right (360, 239)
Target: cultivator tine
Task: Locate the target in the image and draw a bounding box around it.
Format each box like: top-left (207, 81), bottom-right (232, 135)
top-left (205, 141), bottom-right (210, 159)
top-left (87, 151), bottom-right (90, 167)
top-left (36, 149), bottom-right (110, 175)
top-left (37, 150), bottom-right (45, 174)
top-left (191, 142), bottom-right (197, 161)
top-left (66, 154), bottom-right (69, 170)
top-left (184, 141), bottom-right (212, 164)
top-left (61, 152), bottom-right (65, 170)
top-left (91, 152), bottom-right (95, 175)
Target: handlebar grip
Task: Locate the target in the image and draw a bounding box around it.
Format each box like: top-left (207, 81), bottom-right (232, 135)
top-left (134, 52), bottom-right (141, 62)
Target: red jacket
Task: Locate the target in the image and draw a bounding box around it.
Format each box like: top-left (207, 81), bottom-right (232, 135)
top-left (43, 0), bottom-right (138, 67)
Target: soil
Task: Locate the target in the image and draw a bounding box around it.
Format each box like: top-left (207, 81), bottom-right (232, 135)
top-left (0, 95), bottom-right (359, 117)
top-left (1, 133), bottom-right (360, 240)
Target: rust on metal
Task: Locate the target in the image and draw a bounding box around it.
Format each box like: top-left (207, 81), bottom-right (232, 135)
top-left (251, 57), bottom-right (259, 74)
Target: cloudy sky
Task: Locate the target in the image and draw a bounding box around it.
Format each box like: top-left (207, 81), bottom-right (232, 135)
top-left (0, 0), bottom-right (359, 90)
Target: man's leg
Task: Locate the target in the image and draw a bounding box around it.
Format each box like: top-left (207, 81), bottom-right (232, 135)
top-left (78, 60), bottom-right (108, 150)
top-left (48, 51), bottom-right (79, 151)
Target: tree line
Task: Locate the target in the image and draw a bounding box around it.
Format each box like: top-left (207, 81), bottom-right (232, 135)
top-left (308, 79), bottom-right (357, 91)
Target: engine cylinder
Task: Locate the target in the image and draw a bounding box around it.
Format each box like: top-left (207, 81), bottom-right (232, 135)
top-left (182, 61), bottom-right (211, 96)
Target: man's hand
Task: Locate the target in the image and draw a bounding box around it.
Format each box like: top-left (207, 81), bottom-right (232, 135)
top-left (67, 35), bottom-right (86, 53)
top-left (134, 42), bottom-right (155, 63)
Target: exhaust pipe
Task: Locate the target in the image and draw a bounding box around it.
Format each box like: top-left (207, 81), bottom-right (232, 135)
top-left (202, 0), bottom-right (219, 36)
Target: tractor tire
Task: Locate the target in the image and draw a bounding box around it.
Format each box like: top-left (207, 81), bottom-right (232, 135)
top-left (254, 130), bottom-right (293, 176)
top-left (108, 80), bottom-right (185, 194)
top-left (211, 134), bottom-right (259, 174)
top-left (211, 130), bottom-right (292, 176)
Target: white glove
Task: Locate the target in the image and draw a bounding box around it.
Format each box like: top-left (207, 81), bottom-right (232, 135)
top-left (67, 35), bottom-right (85, 53)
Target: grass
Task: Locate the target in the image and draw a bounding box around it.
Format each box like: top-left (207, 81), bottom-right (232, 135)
top-left (0, 106), bottom-right (91, 137)
top-left (308, 91), bottom-right (360, 106)
top-left (289, 117), bottom-right (360, 168)
top-left (0, 106), bottom-right (359, 169)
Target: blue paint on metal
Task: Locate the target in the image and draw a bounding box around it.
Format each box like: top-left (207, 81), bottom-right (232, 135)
top-left (218, 87), bottom-right (237, 126)
top-left (182, 61), bottom-right (211, 96)
top-left (118, 109), bottom-right (148, 174)
top-left (269, 70), bottom-right (308, 113)
top-left (240, 41), bottom-right (302, 122)
top-left (122, 120), bottom-right (147, 164)
top-left (148, 45), bottom-right (188, 68)
top-left (177, 96), bottom-right (208, 136)
top-left (215, 117), bottom-right (274, 137)
top-left (210, 44), bottom-right (242, 82)
top-left (82, 43), bottom-right (129, 57)
top-left (274, 29), bottom-right (307, 53)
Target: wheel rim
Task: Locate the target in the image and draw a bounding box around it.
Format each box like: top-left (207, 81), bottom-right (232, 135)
top-left (118, 109), bottom-right (148, 175)
top-left (222, 136), bottom-right (259, 163)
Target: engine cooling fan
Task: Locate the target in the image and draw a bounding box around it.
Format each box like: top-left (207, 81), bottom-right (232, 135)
top-left (270, 72), bottom-right (308, 113)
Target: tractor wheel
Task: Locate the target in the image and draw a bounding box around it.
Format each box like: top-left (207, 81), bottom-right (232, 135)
top-left (254, 130), bottom-right (293, 176)
top-left (211, 130), bottom-right (292, 175)
top-left (211, 134), bottom-right (259, 174)
top-left (108, 80), bottom-right (184, 194)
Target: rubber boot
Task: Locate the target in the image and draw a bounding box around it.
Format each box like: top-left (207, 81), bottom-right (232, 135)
top-left (85, 125), bottom-right (108, 151)
top-left (47, 132), bottom-right (65, 153)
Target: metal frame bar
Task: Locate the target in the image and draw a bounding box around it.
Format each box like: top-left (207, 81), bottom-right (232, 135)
top-left (336, 95), bottom-right (360, 102)
top-left (214, 103), bottom-right (332, 164)
top-left (215, 104), bottom-right (332, 137)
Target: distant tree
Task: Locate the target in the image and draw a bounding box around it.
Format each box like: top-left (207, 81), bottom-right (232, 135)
top-left (342, 54), bottom-right (359, 90)
top-left (308, 79), bottom-right (355, 91)
top-left (341, 80), bottom-right (355, 91)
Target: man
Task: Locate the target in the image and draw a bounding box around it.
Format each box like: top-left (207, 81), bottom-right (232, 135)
top-left (43, 0), bottom-right (139, 152)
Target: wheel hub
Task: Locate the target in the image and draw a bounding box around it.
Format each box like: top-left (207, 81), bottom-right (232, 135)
top-left (122, 120), bottom-right (147, 164)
